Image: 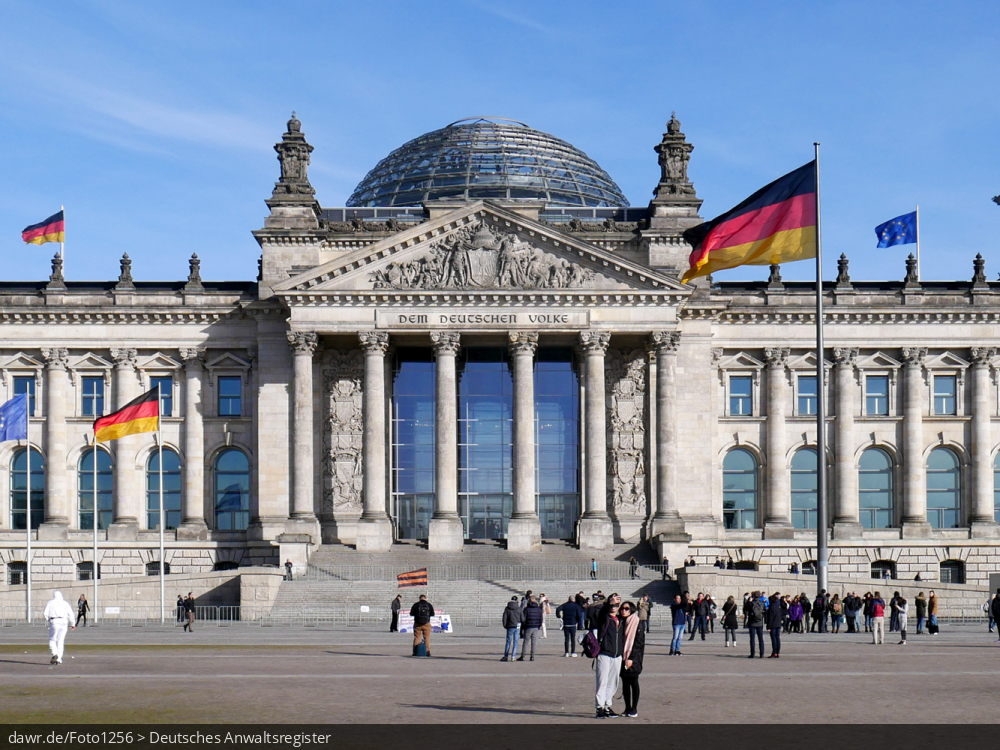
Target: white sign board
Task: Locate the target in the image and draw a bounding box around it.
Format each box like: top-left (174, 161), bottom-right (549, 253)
top-left (105, 606), bottom-right (120, 614)
top-left (398, 610), bottom-right (454, 634)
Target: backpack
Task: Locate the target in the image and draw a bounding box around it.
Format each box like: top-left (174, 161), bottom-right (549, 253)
top-left (751, 600), bottom-right (765, 621)
top-left (582, 618), bottom-right (611, 658)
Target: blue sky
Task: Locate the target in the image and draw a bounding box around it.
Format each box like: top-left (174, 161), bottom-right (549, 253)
top-left (1, 1), bottom-right (998, 284)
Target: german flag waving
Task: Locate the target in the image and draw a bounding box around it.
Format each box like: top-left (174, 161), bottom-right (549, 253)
top-left (397, 568), bottom-right (428, 588)
top-left (22, 211), bottom-right (65, 245)
top-left (94, 387), bottom-right (159, 443)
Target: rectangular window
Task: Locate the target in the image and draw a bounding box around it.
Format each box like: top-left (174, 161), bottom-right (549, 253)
top-left (729, 376), bottom-right (753, 416)
top-left (798, 375), bottom-right (818, 415)
top-left (82, 376), bottom-right (104, 417)
top-left (13, 376), bottom-right (35, 416)
top-left (866, 375), bottom-right (889, 416)
top-left (218, 376), bottom-right (242, 417)
top-left (151, 376), bottom-right (173, 417)
top-left (934, 375), bottom-right (957, 415)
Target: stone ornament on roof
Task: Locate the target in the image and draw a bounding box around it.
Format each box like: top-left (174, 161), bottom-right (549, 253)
top-left (272, 112), bottom-right (316, 201)
top-left (369, 221), bottom-right (595, 291)
top-left (653, 112), bottom-right (696, 198)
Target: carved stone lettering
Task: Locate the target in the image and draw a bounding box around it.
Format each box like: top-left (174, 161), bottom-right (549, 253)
top-left (322, 349), bottom-right (364, 515)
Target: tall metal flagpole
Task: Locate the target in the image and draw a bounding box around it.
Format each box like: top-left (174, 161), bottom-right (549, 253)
top-left (60, 204), bottom-right (65, 261)
top-left (26, 422), bottom-right (32, 624)
top-left (93, 438), bottom-right (99, 625)
top-left (157, 412), bottom-right (165, 624)
top-left (814, 143), bottom-right (829, 595)
top-left (915, 204), bottom-right (921, 281)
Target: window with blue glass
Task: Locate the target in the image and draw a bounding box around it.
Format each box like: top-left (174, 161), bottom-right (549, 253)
top-left (82, 376), bottom-right (104, 417)
top-left (859, 448), bottom-right (893, 528)
top-left (933, 375), bottom-right (957, 415)
top-left (214, 449), bottom-right (250, 531)
top-left (927, 447), bottom-right (961, 528)
top-left (865, 375), bottom-right (889, 416)
top-left (729, 376), bottom-right (752, 416)
top-left (459, 348), bottom-right (513, 540)
top-left (994, 453), bottom-right (1000, 524)
top-left (791, 447), bottom-right (818, 529)
top-left (11, 448), bottom-right (44, 530)
top-left (79, 447), bottom-right (113, 531)
top-left (535, 349), bottom-right (579, 539)
top-left (797, 375), bottom-right (817, 415)
top-left (392, 349), bottom-right (435, 540)
top-left (722, 448), bottom-right (757, 529)
top-left (147, 448), bottom-right (182, 530)
top-left (151, 376), bottom-right (173, 417)
top-left (218, 376), bottom-right (242, 417)
top-left (13, 376), bottom-right (36, 416)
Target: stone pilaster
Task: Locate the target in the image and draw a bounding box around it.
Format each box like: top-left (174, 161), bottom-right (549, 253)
top-left (650, 331), bottom-right (686, 539)
top-left (356, 332), bottom-right (392, 552)
top-left (177, 349), bottom-right (207, 539)
top-left (764, 348), bottom-right (792, 538)
top-left (970, 348), bottom-right (999, 536)
top-left (287, 332), bottom-right (321, 543)
top-left (507, 331), bottom-right (542, 552)
top-left (38, 349), bottom-right (69, 539)
top-left (578, 331), bottom-right (613, 550)
top-left (108, 348), bottom-right (139, 540)
top-left (832, 348), bottom-right (862, 539)
top-left (901, 348), bottom-right (931, 537)
top-left (428, 332), bottom-right (464, 552)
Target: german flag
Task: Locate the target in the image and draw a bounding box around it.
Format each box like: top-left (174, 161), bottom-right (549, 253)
top-left (21, 211), bottom-right (65, 246)
top-left (397, 568), bottom-right (428, 588)
top-left (94, 387), bottom-right (159, 443)
top-left (682, 161), bottom-right (817, 283)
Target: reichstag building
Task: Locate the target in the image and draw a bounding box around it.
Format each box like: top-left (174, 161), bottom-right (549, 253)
top-left (2, 114), bottom-right (998, 586)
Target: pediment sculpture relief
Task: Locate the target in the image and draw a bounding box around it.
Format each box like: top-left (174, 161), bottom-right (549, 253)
top-left (369, 221), bottom-right (595, 290)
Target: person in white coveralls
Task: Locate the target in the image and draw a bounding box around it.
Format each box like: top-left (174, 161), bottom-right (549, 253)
top-left (42, 590), bottom-right (76, 664)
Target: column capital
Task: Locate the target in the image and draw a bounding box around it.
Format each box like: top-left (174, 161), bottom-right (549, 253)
top-left (833, 347), bottom-right (858, 367)
top-left (971, 347), bottom-right (996, 366)
top-left (42, 348), bottom-right (69, 370)
top-left (111, 348), bottom-right (138, 370)
top-left (579, 330), bottom-right (610, 355)
top-left (430, 331), bottom-right (461, 356)
top-left (507, 331), bottom-right (538, 356)
top-left (179, 348), bottom-right (206, 369)
top-left (359, 331), bottom-right (389, 356)
top-left (764, 347), bottom-right (789, 367)
top-left (650, 330), bottom-right (681, 355)
top-left (287, 331), bottom-right (319, 356)
top-left (901, 347), bottom-right (927, 366)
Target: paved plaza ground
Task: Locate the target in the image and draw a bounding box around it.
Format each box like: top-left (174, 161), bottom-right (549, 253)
top-left (2, 621), bottom-right (999, 724)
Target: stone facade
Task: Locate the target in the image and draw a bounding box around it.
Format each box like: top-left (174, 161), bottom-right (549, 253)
top-left (1, 114), bottom-right (999, 590)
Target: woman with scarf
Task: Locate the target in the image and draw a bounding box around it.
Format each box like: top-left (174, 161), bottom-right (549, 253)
top-left (618, 600), bottom-right (645, 718)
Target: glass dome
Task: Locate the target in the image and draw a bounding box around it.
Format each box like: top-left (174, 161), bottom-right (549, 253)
top-left (346, 117), bottom-right (629, 208)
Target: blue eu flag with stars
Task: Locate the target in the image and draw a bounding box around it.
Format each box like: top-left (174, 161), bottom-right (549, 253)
top-left (0, 393), bottom-right (27, 443)
top-left (875, 211), bottom-right (917, 248)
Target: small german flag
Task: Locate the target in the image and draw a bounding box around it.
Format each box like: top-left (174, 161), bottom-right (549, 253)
top-left (397, 568), bottom-right (428, 588)
top-left (94, 387), bottom-right (160, 443)
top-left (22, 211), bottom-right (65, 246)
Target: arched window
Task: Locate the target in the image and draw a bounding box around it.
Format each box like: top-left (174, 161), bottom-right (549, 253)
top-left (79, 447), bottom-right (113, 531)
top-left (8, 561), bottom-right (27, 585)
top-left (859, 448), bottom-right (894, 529)
top-left (993, 452), bottom-right (1000, 523)
top-left (214, 449), bottom-right (250, 531)
top-left (213, 561), bottom-right (239, 571)
top-left (940, 560), bottom-right (965, 584)
top-left (791, 448), bottom-right (818, 529)
top-left (927, 447), bottom-right (961, 528)
top-left (145, 561), bottom-right (170, 575)
top-left (723, 448), bottom-right (758, 529)
top-left (871, 560), bottom-right (896, 580)
top-left (76, 561), bottom-right (101, 581)
top-left (147, 448), bottom-right (182, 530)
top-left (11, 447), bottom-right (44, 531)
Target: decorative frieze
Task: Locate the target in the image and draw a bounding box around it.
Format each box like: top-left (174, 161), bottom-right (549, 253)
top-left (322, 349), bottom-right (364, 515)
top-left (606, 348), bottom-right (648, 516)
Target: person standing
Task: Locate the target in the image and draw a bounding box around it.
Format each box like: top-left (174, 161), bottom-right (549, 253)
top-left (501, 596), bottom-right (522, 661)
top-left (75, 594), bottom-right (89, 628)
top-left (747, 591), bottom-right (766, 658)
top-left (389, 594), bottom-right (402, 633)
top-left (556, 595), bottom-right (584, 657)
top-left (896, 595), bottom-right (909, 645)
top-left (889, 591), bottom-right (900, 632)
top-left (618, 601), bottom-right (644, 718)
top-left (766, 592), bottom-right (783, 658)
top-left (176, 594), bottom-right (185, 623)
top-left (43, 591), bottom-right (75, 665)
top-left (661, 556), bottom-right (670, 580)
top-left (669, 595), bottom-right (686, 656)
top-left (183, 592), bottom-right (196, 632)
top-left (593, 593), bottom-right (624, 719)
top-left (410, 594), bottom-right (434, 657)
top-left (628, 556), bottom-right (638, 580)
top-left (539, 593), bottom-right (550, 639)
top-left (590, 558), bottom-right (598, 580)
top-left (721, 595), bottom-right (739, 647)
top-left (284, 559), bottom-right (293, 581)
top-left (683, 591), bottom-right (694, 634)
top-left (829, 594), bottom-right (843, 633)
top-left (870, 591), bottom-right (886, 645)
top-left (788, 596), bottom-right (803, 634)
top-left (800, 593), bottom-right (812, 632)
top-left (810, 592), bottom-right (825, 633)
top-left (637, 594), bottom-right (651, 634)
top-left (928, 590), bottom-right (939, 634)
top-left (518, 596), bottom-right (543, 661)
top-left (915, 591), bottom-right (927, 634)
top-left (689, 593), bottom-right (708, 641)
top-left (707, 595), bottom-right (718, 633)
top-left (991, 589), bottom-right (1000, 641)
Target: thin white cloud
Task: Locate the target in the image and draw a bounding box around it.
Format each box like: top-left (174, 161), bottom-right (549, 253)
top-left (462, 0), bottom-right (559, 34)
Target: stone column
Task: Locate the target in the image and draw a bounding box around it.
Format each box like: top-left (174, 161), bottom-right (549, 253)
top-left (177, 349), bottom-right (207, 539)
top-left (764, 347), bottom-right (792, 537)
top-left (970, 347), bottom-right (999, 536)
top-left (356, 332), bottom-right (392, 551)
top-left (428, 332), bottom-right (464, 552)
top-left (38, 349), bottom-right (69, 539)
top-left (901, 348), bottom-right (931, 536)
top-left (287, 332), bottom-right (319, 524)
top-left (108, 348), bottom-right (139, 540)
top-left (507, 331), bottom-right (542, 552)
top-left (578, 331), bottom-right (613, 550)
top-left (832, 347), bottom-right (862, 538)
top-left (650, 331), bottom-right (685, 538)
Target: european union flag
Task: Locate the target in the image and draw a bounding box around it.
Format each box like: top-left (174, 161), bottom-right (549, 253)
top-left (875, 211), bottom-right (917, 248)
top-left (0, 393), bottom-right (28, 443)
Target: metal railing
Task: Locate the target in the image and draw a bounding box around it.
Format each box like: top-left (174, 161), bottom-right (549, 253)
top-left (303, 563), bottom-right (670, 583)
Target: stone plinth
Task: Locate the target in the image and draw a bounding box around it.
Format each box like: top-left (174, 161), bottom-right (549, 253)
top-left (355, 517), bottom-right (393, 552)
top-left (506, 516), bottom-right (542, 552)
top-left (428, 517), bottom-right (465, 552)
top-left (578, 516), bottom-right (614, 551)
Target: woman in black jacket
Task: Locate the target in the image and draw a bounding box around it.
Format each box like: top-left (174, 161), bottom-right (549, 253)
top-left (619, 601), bottom-right (645, 718)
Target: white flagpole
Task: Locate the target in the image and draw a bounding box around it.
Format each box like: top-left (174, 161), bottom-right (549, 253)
top-left (915, 204), bottom-right (921, 281)
top-left (814, 142), bottom-right (829, 596)
top-left (157, 421), bottom-right (165, 625)
top-left (93, 438), bottom-right (99, 625)
top-left (26, 421), bottom-right (32, 624)
top-left (60, 204), bottom-right (65, 261)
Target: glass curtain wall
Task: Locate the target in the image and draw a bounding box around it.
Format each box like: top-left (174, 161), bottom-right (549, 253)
top-left (535, 349), bottom-right (579, 539)
top-left (392, 349), bottom-right (436, 540)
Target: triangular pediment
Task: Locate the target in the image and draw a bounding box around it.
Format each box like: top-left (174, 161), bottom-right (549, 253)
top-left (924, 351), bottom-right (969, 369)
top-left (70, 353), bottom-right (112, 370)
top-left (718, 352), bottom-right (765, 370)
top-left (787, 352), bottom-right (833, 370)
top-left (205, 352), bottom-right (251, 370)
top-left (2, 352), bottom-right (43, 370)
top-left (137, 353), bottom-right (182, 371)
top-left (272, 202), bottom-right (688, 296)
top-left (857, 351), bottom-right (901, 369)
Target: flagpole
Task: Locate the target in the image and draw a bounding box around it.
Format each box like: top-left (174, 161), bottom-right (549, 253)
top-left (157, 419), bottom-right (165, 625)
top-left (915, 204), bottom-right (920, 281)
top-left (60, 205), bottom-right (65, 260)
top-left (93, 438), bottom-right (99, 625)
top-left (814, 142), bottom-right (829, 596)
top-left (26, 427), bottom-right (32, 624)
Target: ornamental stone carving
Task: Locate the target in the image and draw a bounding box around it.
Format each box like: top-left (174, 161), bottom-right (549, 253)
top-left (579, 331), bottom-right (611, 355)
top-left (272, 113), bottom-right (316, 199)
top-left (179, 349), bottom-right (206, 368)
top-left (507, 331), bottom-right (539, 356)
top-left (764, 347), bottom-right (789, 367)
top-left (430, 331), bottom-right (461, 356)
top-left (42, 348), bottom-right (69, 370)
top-left (650, 330), bottom-right (681, 355)
top-left (322, 349), bottom-right (364, 515)
top-left (358, 331), bottom-right (389, 355)
top-left (287, 331), bottom-right (319, 356)
top-left (901, 347), bottom-right (926, 366)
top-left (606, 349), bottom-right (648, 516)
top-left (369, 221), bottom-right (594, 291)
top-left (111, 348), bottom-right (138, 369)
top-left (833, 348), bottom-right (858, 367)
top-left (653, 113), bottom-right (696, 197)
top-left (970, 347), bottom-right (996, 366)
